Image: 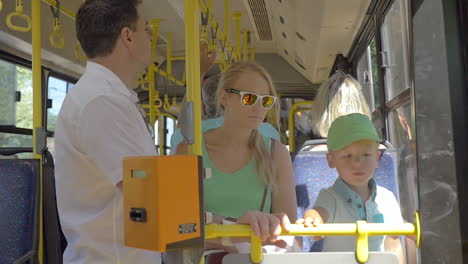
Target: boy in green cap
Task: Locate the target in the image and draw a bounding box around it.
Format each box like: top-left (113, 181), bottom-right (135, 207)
top-left (296, 113), bottom-right (404, 262)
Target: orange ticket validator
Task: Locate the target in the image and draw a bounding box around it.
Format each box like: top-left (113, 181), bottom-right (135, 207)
top-left (123, 155), bottom-right (204, 252)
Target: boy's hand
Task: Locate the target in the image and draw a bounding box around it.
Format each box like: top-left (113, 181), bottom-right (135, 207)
top-left (295, 209), bottom-right (324, 240)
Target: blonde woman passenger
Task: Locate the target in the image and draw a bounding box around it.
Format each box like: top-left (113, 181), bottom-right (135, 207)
top-left (176, 62), bottom-right (297, 253)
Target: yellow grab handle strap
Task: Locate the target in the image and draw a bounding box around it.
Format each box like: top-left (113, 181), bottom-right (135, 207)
top-left (7, 1), bottom-right (31, 32)
top-left (49, 18), bottom-right (65, 48)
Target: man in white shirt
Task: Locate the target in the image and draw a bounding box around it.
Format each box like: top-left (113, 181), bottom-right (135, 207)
top-left (54, 0), bottom-right (160, 263)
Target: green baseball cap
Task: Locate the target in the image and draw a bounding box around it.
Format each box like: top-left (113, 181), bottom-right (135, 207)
top-left (327, 113), bottom-right (380, 152)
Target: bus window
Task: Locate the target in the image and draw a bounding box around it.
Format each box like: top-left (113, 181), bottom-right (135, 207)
top-left (46, 75), bottom-right (75, 156)
top-left (356, 46), bottom-right (376, 111)
top-left (47, 76), bottom-right (69, 132)
top-left (369, 38), bottom-right (381, 110)
top-left (388, 103), bottom-right (415, 219)
top-left (67, 82), bottom-right (75, 91)
top-left (11, 64), bottom-right (33, 129)
top-left (380, 0), bottom-right (411, 101)
top-left (154, 116), bottom-right (176, 155)
top-left (0, 59), bottom-right (33, 149)
top-left (0, 59), bottom-right (17, 126)
top-left (166, 117), bottom-right (175, 144)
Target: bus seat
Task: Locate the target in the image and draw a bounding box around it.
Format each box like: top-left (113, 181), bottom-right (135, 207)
top-left (222, 252), bottom-right (399, 264)
top-left (0, 158), bottom-right (40, 264)
top-left (42, 149), bottom-right (67, 264)
top-left (293, 140), bottom-right (399, 252)
top-left (0, 147), bottom-right (66, 264)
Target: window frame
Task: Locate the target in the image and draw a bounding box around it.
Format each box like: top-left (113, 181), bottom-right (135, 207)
top-left (348, 0), bottom-right (413, 141)
top-left (45, 71), bottom-right (77, 135)
top-left (0, 51), bottom-right (77, 145)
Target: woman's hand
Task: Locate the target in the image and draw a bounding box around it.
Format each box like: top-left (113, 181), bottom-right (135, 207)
top-left (237, 211), bottom-right (292, 248)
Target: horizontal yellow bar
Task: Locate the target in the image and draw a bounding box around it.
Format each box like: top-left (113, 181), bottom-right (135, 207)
top-left (42, 0), bottom-right (76, 20)
top-left (154, 67), bottom-right (185, 86)
top-left (205, 223), bottom-right (417, 239)
top-left (198, 0), bottom-right (230, 54)
top-left (171, 56), bottom-right (185, 61)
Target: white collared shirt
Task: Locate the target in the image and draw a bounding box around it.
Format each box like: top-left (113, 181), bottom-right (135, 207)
top-left (54, 62), bottom-right (160, 263)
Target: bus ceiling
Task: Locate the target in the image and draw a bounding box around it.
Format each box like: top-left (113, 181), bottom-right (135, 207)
top-left (0, 0), bottom-right (371, 91)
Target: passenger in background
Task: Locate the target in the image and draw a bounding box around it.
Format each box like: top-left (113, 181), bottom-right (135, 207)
top-left (310, 70), bottom-right (372, 138)
top-left (176, 62), bottom-right (297, 259)
top-left (297, 113), bottom-right (405, 264)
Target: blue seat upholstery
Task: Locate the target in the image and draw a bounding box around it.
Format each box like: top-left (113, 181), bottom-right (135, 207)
top-left (0, 159), bottom-right (40, 264)
top-left (293, 140), bottom-right (399, 252)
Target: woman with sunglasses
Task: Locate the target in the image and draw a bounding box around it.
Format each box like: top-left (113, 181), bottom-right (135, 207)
top-left (177, 62), bottom-right (297, 257)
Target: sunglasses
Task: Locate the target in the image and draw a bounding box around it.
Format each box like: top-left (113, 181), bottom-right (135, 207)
top-left (226, 88), bottom-right (277, 110)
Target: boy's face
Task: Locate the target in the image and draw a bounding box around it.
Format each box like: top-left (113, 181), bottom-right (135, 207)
top-left (326, 139), bottom-right (381, 188)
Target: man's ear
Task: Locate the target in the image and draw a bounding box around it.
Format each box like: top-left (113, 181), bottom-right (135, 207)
top-left (120, 27), bottom-right (133, 48)
top-left (326, 153), bottom-right (335, 168)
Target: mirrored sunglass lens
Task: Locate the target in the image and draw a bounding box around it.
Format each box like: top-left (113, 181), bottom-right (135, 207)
top-left (262, 96), bottom-right (275, 108)
top-left (242, 93), bottom-right (257, 105)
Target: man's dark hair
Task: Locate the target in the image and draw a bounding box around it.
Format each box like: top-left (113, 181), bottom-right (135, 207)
top-left (76, 0), bottom-right (142, 59)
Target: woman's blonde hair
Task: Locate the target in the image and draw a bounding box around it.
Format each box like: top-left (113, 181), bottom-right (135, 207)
top-left (311, 70), bottom-right (371, 137)
top-left (215, 62), bottom-right (280, 187)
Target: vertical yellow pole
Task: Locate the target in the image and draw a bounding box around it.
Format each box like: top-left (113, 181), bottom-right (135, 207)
top-left (185, 0), bottom-right (202, 155)
top-left (224, 0), bottom-right (231, 68)
top-left (242, 30), bottom-right (248, 61)
top-left (224, 0), bottom-right (230, 44)
top-left (159, 115), bottom-right (164, 155)
top-left (32, 1), bottom-right (44, 263)
top-left (207, 0), bottom-right (216, 52)
top-left (207, 0), bottom-right (213, 11)
top-left (149, 19), bottom-right (160, 126)
top-left (232, 12), bottom-right (242, 62)
top-left (167, 32), bottom-right (173, 77)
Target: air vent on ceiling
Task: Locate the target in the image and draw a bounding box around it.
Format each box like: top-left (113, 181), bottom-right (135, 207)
top-left (295, 55), bottom-right (306, 70)
top-left (247, 0), bottom-right (273, 41)
top-left (296, 32), bottom-right (306, 41)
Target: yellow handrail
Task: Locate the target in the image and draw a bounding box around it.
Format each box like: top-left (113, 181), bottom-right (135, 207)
top-left (185, 0), bottom-right (202, 155)
top-left (154, 66), bottom-right (185, 86)
top-left (163, 94), bottom-right (171, 112)
top-left (6, 0), bottom-right (32, 32)
top-left (223, 0), bottom-right (230, 44)
top-left (250, 45), bottom-right (255, 62)
top-left (167, 33), bottom-right (173, 77)
top-left (32, 1), bottom-right (44, 263)
top-left (48, 1), bottom-right (65, 48)
top-left (43, 0), bottom-right (76, 20)
top-left (74, 43), bottom-right (87, 62)
top-left (288, 101), bottom-right (313, 152)
top-left (232, 12), bottom-right (242, 62)
top-left (199, 0), bottom-right (233, 70)
top-left (205, 212), bottom-right (421, 264)
top-left (242, 30), bottom-right (248, 61)
top-left (49, 18), bottom-right (65, 48)
top-left (149, 19), bottom-right (161, 126)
